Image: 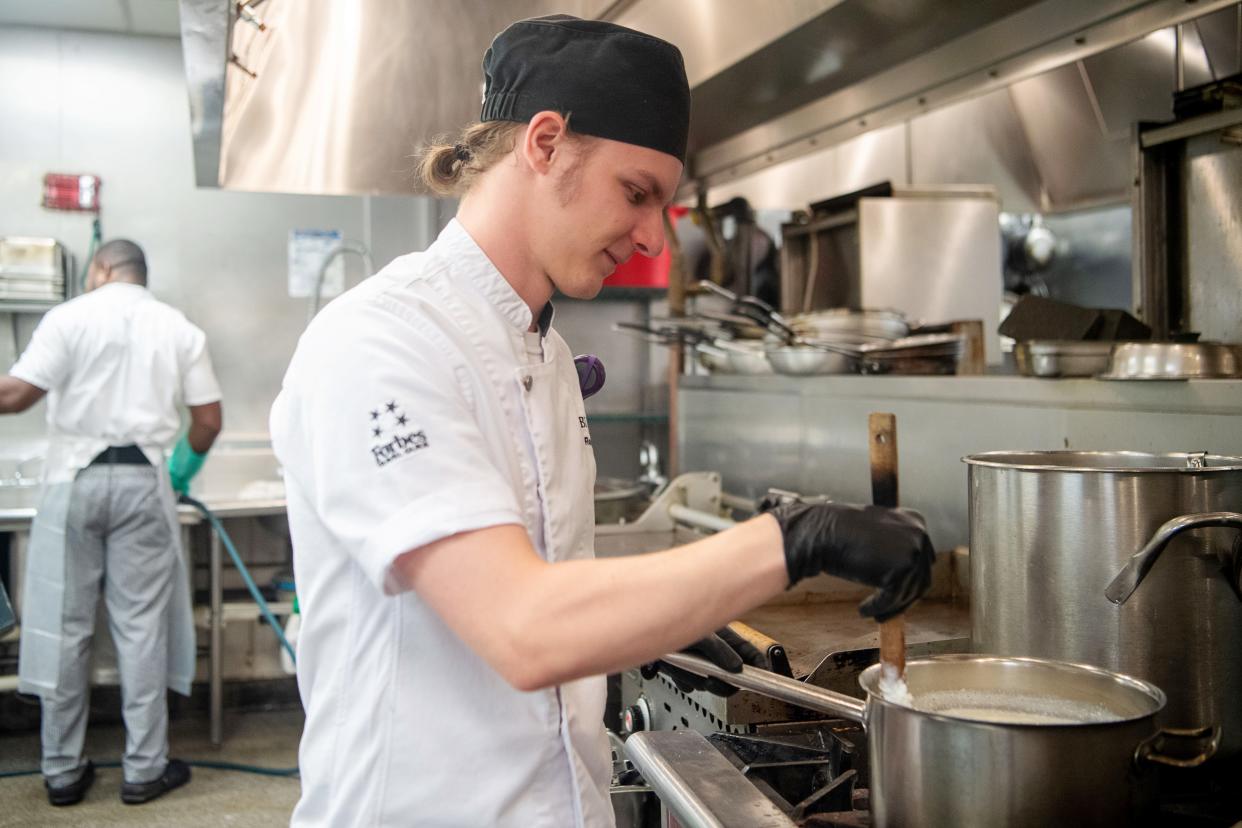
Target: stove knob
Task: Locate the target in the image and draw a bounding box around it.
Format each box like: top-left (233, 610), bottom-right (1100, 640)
top-left (621, 697), bottom-right (651, 735)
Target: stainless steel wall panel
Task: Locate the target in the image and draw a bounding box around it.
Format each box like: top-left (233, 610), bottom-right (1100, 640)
top-left (679, 375), bottom-right (1242, 551)
top-left (1192, 4), bottom-right (1242, 77)
top-left (1036, 205), bottom-right (1134, 309)
top-left (611, 0), bottom-right (839, 88)
top-left (1007, 65), bottom-right (1132, 210)
top-left (707, 124), bottom-right (907, 211)
top-left (1185, 134), bottom-right (1242, 342)
top-left (678, 389), bottom-right (805, 501)
top-left (216, 0), bottom-right (599, 197)
top-left (859, 196), bottom-right (1003, 363)
top-left (908, 90), bottom-right (1042, 214)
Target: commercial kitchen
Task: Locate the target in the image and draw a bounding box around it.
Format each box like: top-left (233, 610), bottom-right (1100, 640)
top-left (1, 1), bottom-right (1241, 826)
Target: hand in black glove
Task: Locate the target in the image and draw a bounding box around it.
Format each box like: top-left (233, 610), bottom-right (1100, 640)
top-left (641, 626), bottom-right (768, 697)
top-left (765, 501), bottom-right (934, 621)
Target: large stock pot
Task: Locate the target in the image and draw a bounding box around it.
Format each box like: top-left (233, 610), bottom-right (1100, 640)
top-left (964, 450), bottom-right (1242, 756)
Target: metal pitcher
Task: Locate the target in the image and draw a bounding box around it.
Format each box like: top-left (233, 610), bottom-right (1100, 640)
top-left (963, 451), bottom-right (1242, 757)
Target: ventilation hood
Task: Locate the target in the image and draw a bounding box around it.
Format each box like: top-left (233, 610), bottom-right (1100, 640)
top-left (181, 0), bottom-right (1242, 210)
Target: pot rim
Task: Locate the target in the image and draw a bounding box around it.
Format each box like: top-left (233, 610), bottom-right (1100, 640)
top-left (962, 449), bottom-right (1242, 473)
top-left (859, 654), bottom-right (1167, 728)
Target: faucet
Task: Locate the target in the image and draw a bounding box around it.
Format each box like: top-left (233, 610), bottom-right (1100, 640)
top-left (638, 440), bottom-right (667, 491)
top-left (308, 241), bottom-right (375, 323)
top-left (1, 455), bottom-right (43, 488)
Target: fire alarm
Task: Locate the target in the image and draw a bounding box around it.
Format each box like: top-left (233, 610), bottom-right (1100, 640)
top-left (42, 173), bottom-right (101, 212)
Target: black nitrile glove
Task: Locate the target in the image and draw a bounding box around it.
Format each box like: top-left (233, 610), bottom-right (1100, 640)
top-left (766, 501), bottom-right (934, 622)
top-left (641, 626), bottom-right (768, 697)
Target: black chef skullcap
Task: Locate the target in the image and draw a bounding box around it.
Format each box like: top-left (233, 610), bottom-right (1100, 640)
top-left (481, 14), bottom-right (690, 164)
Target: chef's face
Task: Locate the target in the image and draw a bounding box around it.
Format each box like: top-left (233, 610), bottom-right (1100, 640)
top-left (533, 136), bottom-right (682, 300)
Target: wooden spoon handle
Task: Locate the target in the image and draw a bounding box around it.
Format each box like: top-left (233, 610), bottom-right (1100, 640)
top-left (869, 412), bottom-right (906, 679)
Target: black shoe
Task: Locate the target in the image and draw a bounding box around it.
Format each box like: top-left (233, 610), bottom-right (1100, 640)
top-left (120, 758), bottom-right (191, 805)
top-left (46, 760), bottom-right (95, 807)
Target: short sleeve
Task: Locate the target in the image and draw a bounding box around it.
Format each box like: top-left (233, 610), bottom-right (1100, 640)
top-left (9, 310), bottom-right (69, 391)
top-left (280, 298), bottom-right (524, 593)
top-left (180, 324), bottom-right (222, 406)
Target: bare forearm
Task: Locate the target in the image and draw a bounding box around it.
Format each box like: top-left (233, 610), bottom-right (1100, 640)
top-left (505, 515), bottom-right (787, 687)
top-left (187, 402), bottom-right (222, 453)
top-left (0, 376), bottom-right (46, 414)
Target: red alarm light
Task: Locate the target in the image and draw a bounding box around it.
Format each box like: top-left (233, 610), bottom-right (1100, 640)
top-left (42, 173), bottom-right (101, 212)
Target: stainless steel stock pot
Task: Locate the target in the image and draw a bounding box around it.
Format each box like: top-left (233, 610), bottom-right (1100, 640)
top-left (964, 450), bottom-right (1242, 757)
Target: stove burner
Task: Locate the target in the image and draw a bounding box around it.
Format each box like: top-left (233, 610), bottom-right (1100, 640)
top-left (708, 721), bottom-right (869, 823)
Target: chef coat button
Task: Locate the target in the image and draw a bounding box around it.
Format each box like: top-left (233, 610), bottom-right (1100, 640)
top-left (522, 375), bottom-right (533, 391)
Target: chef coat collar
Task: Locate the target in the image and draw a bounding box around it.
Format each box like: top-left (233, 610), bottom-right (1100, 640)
top-left (96, 281), bottom-right (150, 298)
top-left (441, 218), bottom-right (555, 337)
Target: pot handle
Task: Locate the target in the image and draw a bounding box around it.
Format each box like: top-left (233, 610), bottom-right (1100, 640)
top-left (1134, 725), bottom-right (1220, 769)
top-left (1104, 512), bottom-right (1242, 605)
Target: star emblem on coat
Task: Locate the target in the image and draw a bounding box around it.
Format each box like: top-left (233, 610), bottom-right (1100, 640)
top-left (367, 398), bottom-right (429, 467)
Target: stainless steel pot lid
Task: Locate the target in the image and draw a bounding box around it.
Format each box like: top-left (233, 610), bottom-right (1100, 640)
top-left (962, 450), bottom-right (1242, 473)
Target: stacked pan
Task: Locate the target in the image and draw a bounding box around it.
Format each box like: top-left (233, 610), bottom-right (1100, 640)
top-left (856, 333), bottom-right (967, 375)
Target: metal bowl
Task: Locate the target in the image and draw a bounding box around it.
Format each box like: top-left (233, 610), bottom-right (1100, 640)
top-left (1014, 340), bottom-right (1113, 378)
top-left (1099, 342), bottom-right (1242, 380)
top-left (766, 345), bottom-right (856, 375)
top-left (694, 342), bottom-right (733, 373)
top-left (790, 309), bottom-right (910, 341)
top-left (715, 341), bottom-right (773, 375)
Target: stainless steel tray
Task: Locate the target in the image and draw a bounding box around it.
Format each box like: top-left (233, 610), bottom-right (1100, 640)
top-left (1014, 340), bottom-right (1113, 378)
top-left (1099, 342), bottom-right (1242, 380)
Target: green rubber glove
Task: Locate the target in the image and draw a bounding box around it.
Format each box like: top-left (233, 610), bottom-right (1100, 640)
top-left (168, 434), bottom-right (207, 495)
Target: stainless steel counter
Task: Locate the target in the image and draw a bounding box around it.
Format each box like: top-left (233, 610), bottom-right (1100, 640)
top-left (0, 485), bottom-right (287, 529)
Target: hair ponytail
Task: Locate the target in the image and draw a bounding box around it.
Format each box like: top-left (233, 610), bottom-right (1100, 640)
top-left (416, 121), bottom-right (526, 196)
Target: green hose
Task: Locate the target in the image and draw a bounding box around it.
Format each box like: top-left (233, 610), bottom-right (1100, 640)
top-left (0, 760), bottom-right (298, 780)
top-left (179, 494), bottom-right (296, 663)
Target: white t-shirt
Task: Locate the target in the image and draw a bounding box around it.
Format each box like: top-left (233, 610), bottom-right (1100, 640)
top-left (271, 220), bottom-right (612, 827)
top-left (10, 281), bottom-right (221, 478)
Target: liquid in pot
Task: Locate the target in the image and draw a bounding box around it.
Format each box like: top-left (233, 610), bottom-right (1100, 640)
top-left (893, 688), bottom-right (1123, 725)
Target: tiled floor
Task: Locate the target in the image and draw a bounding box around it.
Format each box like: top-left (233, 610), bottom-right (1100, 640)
top-left (0, 708), bottom-right (303, 827)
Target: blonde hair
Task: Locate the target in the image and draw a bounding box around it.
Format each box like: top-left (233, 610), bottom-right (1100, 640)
top-left (416, 118), bottom-right (594, 197)
top-left (416, 121), bottom-right (526, 197)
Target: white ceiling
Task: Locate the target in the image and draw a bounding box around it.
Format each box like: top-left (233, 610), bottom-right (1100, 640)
top-left (0, 0), bottom-right (182, 37)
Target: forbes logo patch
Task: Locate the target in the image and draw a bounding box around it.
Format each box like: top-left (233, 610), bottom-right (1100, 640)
top-left (369, 400), bottom-right (429, 467)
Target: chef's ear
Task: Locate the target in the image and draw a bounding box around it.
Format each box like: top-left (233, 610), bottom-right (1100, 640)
top-left (520, 110), bottom-right (571, 175)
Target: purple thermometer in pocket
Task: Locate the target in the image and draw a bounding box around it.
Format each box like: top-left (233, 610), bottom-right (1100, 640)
top-left (574, 355), bottom-right (606, 399)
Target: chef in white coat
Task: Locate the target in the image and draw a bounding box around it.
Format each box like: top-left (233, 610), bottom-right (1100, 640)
top-left (0, 238), bottom-right (221, 806)
top-left (271, 15), bottom-right (933, 827)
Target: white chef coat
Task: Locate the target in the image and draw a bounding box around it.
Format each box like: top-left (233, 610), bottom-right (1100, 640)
top-left (271, 219), bottom-right (612, 827)
top-left (10, 281), bottom-right (221, 481)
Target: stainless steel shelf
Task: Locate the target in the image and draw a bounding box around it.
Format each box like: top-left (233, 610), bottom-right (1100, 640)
top-left (0, 300), bottom-right (60, 314)
top-left (1141, 108), bottom-right (1242, 149)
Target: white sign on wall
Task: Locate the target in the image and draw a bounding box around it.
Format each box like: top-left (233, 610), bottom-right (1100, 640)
top-left (288, 229), bottom-right (344, 299)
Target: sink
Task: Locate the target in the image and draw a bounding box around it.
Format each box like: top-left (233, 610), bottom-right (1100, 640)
top-left (192, 448), bottom-right (284, 502)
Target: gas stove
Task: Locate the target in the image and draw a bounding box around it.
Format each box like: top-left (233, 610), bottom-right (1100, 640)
top-left (617, 662), bottom-right (1242, 828)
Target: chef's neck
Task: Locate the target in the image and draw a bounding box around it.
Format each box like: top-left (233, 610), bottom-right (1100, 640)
top-left (456, 179), bottom-right (554, 327)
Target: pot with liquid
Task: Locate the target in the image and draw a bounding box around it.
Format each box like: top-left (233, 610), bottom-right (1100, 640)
top-left (859, 654), bottom-right (1216, 828)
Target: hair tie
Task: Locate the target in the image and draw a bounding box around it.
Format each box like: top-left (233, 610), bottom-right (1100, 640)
top-left (452, 143), bottom-right (472, 163)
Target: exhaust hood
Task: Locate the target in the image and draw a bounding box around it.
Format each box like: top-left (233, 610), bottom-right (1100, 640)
top-left (180, 0), bottom-right (1242, 210)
